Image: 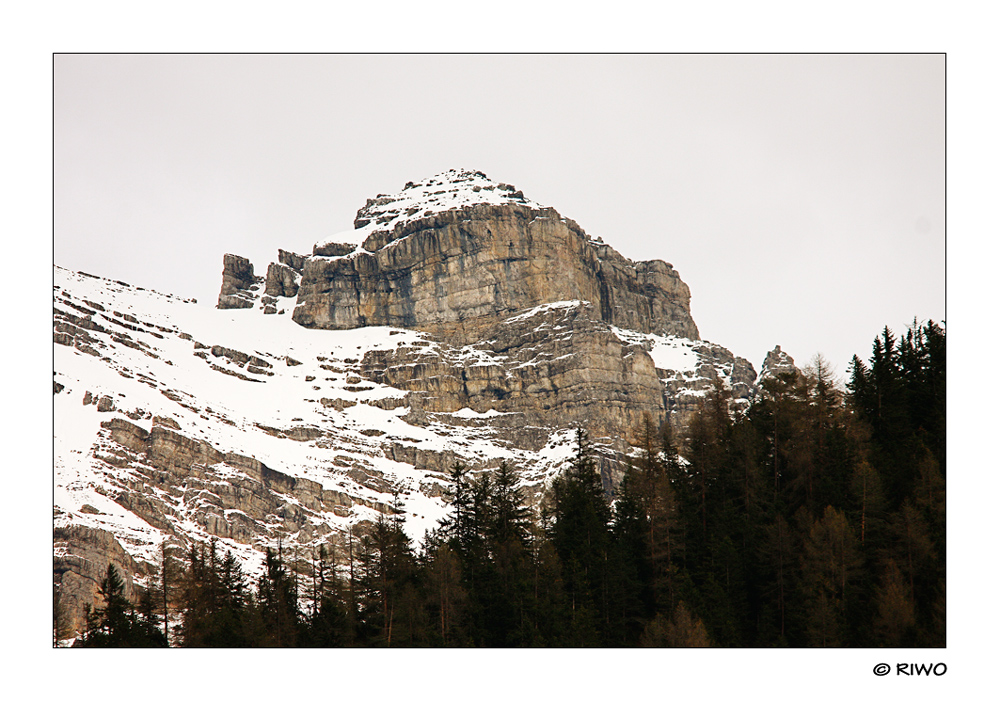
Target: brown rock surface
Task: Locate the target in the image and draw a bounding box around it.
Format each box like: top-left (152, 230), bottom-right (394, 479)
top-left (53, 525), bottom-right (139, 639)
top-left (217, 254), bottom-right (262, 309)
top-left (293, 198), bottom-right (699, 342)
top-left (278, 248), bottom-right (307, 271)
top-left (264, 261), bottom-right (300, 298)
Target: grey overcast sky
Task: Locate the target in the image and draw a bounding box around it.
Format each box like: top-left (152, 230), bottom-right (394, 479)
top-left (54, 53), bottom-right (944, 379)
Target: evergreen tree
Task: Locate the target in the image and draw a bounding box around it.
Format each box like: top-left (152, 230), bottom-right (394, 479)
top-left (549, 429), bottom-right (613, 644)
top-left (306, 543), bottom-right (354, 646)
top-left (254, 546), bottom-right (302, 646)
top-left (481, 461), bottom-right (534, 645)
top-left (610, 467), bottom-right (654, 644)
top-left (800, 506), bottom-right (862, 646)
top-left (439, 463), bottom-right (475, 553)
top-left (849, 320), bottom-right (945, 508)
top-left (356, 513), bottom-right (420, 646)
top-left (177, 541), bottom-right (252, 646)
top-left (79, 564), bottom-right (167, 647)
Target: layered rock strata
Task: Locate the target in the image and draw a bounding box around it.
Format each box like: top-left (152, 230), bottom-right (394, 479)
top-left (290, 170), bottom-right (699, 341)
top-left (352, 299), bottom-right (756, 488)
top-left (217, 254), bottom-right (263, 309)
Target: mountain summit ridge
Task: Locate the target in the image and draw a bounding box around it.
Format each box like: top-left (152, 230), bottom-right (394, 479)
top-left (317, 168), bottom-right (546, 253)
top-left (268, 169), bottom-right (700, 340)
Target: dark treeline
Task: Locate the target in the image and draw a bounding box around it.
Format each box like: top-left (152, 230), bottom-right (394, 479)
top-left (74, 320), bottom-right (944, 647)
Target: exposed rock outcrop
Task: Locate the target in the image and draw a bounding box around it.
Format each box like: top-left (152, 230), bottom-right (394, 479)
top-left (289, 170), bottom-right (699, 342)
top-left (264, 262), bottom-right (300, 298)
top-left (757, 345), bottom-right (801, 385)
top-left (217, 254), bottom-right (262, 309)
top-left (53, 525), bottom-right (140, 639)
top-left (278, 249), bottom-right (307, 272)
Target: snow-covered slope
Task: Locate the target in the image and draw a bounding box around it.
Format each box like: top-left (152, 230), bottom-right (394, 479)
top-left (54, 266), bottom-right (583, 582)
top-left (53, 169), bottom-right (765, 638)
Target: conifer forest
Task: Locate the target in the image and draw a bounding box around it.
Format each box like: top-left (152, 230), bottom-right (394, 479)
top-left (70, 320), bottom-right (945, 647)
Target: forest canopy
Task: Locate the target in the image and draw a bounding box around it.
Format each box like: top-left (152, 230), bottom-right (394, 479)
top-left (67, 320), bottom-right (945, 648)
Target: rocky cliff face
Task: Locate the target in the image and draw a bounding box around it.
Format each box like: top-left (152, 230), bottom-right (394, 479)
top-left (291, 170), bottom-right (699, 341)
top-left (54, 169), bottom-right (769, 640)
top-left (217, 254), bottom-right (263, 310)
top-left (54, 525), bottom-right (140, 638)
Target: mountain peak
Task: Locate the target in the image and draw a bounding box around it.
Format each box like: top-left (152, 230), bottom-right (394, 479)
top-left (315, 169), bottom-right (542, 254)
top-left (293, 169), bottom-right (699, 340)
top-left (54, 168), bottom-right (766, 640)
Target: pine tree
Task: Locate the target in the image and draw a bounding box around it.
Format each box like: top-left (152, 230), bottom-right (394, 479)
top-left (482, 461), bottom-right (534, 645)
top-left (176, 541), bottom-right (252, 646)
top-left (610, 467), bottom-right (653, 644)
top-left (440, 462), bottom-right (475, 552)
top-left (306, 543), bottom-right (355, 646)
top-left (356, 513), bottom-right (419, 646)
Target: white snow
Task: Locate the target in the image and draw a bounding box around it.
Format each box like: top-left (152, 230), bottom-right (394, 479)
top-left (314, 169), bottom-right (546, 255)
top-left (504, 299), bottom-right (590, 324)
top-left (451, 407), bottom-right (508, 419)
top-left (52, 265), bottom-right (585, 569)
top-left (610, 326), bottom-right (701, 374)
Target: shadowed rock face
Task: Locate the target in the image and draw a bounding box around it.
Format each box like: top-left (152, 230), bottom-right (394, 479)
top-left (359, 301), bottom-right (667, 448)
top-left (217, 254), bottom-right (262, 309)
top-left (292, 201), bottom-right (699, 343)
top-left (264, 262), bottom-right (300, 298)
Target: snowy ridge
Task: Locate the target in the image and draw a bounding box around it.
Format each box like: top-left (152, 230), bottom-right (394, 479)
top-left (314, 168), bottom-right (544, 253)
